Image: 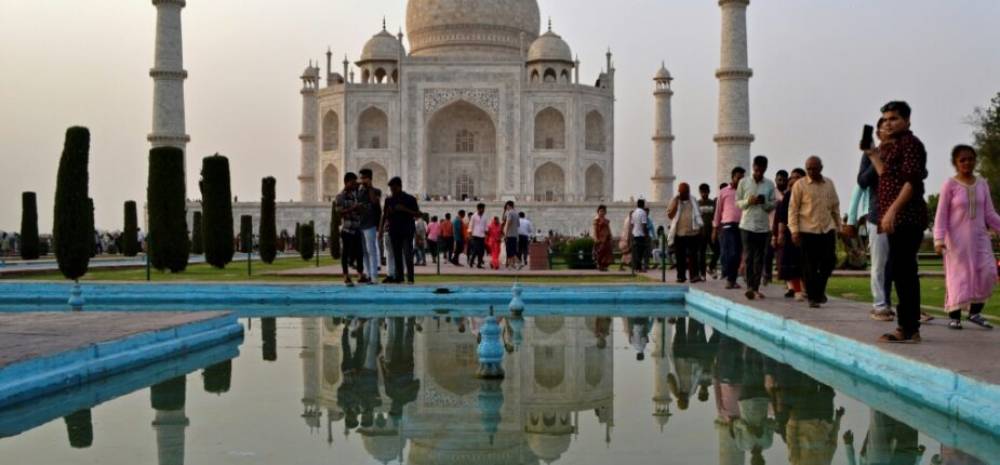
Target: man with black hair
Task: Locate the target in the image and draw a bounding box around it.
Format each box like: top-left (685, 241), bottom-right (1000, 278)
top-left (469, 203), bottom-right (488, 268)
top-left (714, 167), bottom-right (746, 288)
top-left (357, 168), bottom-right (383, 284)
top-left (630, 199), bottom-right (649, 272)
top-left (736, 156), bottom-right (777, 300)
top-left (867, 101), bottom-right (929, 344)
top-left (452, 210), bottom-right (466, 265)
top-left (334, 172), bottom-right (365, 286)
top-left (697, 183), bottom-right (719, 280)
top-left (384, 177), bottom-right (420, 284)
top-left (517, 211), bottom-right (533, 266)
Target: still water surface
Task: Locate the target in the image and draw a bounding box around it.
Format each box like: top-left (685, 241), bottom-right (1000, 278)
top-left (0, 311), bottom-right (994, 465)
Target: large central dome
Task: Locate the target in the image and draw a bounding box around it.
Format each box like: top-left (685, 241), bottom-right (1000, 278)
top-left (406, 0), bottom-right (541, 59)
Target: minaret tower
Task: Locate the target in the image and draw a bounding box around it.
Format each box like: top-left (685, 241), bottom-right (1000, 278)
top-left (151, 377), bottom-right (189, 465)
top-left (148, 0), bottom-right (190, 152)
top-left (651, 319), bottom-right (673, 432)
top-left (714, 0), bottom-right (754, 185)
top-left (298, 63), bottom-right (320, 201)
top-left (651, 63), bottom-right (676, 202)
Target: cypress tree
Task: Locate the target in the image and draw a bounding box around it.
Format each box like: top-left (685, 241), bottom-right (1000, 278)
top-left (329, 201), bottom-right (342, 259)
top-left (190, 211), bottom-right (204, 254)
top-left (147, 147), bottom-right (190, 272)
top-left (259, 177), bottom-right (277, 264)
top-left (122, 201), bottom-right (139, 257)
top-left (240, 215), bottom-right (253, 253)
top-left (202, 360), bottom-right (232, 394)
top-left (294, 222), bottom-right (301, 250)
top-left (20, 192), bottom-right (40, 259)
top-left (199, 154), bottom-right (234, 268)
top-left (64, 409), bottom-right (93, 449)
top-left (299, 221), bottom-right (315, 260)
top-left (53, 127), bottom-right (93, 281)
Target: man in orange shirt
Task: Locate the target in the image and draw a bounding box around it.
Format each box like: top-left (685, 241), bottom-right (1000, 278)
top-left (439, 213), bottom-right (454, 266)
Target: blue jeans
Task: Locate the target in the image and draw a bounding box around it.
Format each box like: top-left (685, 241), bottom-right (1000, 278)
top-left (868, 222), bottom-right (892, 311)
top-left (361, 227), bottom-right (380, 279)
top-left (719, 224), bottom-right (742, 285)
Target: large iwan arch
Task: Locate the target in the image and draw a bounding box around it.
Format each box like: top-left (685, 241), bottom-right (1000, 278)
top-left (534, 107), bottom-right (565, 150)
top-left (425, 100), bottom-right (497, 199)
top-left (584, 164), bottom-right (605, 201)
top-left (322, 111), bottom-right (339, 151)
top-left (585, 111), bottom-right (606, 152)
top-left (534, 162), bottom-right (565, 202)
top-left (322, 164), bottom-right (340, 202)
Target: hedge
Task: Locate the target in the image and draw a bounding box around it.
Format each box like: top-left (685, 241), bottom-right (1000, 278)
top-left (298, 221), bottom-right (315, 260)
top-left (259, 177), bottom-right (277, 263)
top-left (122, 200), bottom-right (139, 256)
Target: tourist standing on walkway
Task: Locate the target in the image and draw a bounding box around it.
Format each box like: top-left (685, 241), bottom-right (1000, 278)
top-left (427, 215), bottom-right (440, 264)
top-left (766, 170), bottom-right (789, 286)
top-left (630, 199), bottom-right (650, 272)
top-left (380, 194), bottom-right (397, 283)
top-left (668, 183), bottom-right (704, 283)
top-left (357, 168), bottom-right (383, 283)
top-left (645, 207), bottom-right (657, 270)
top-left (384, 177), bottom-right (420, 284)
top-left (487, 216), bottom-right (503, 269)
top-left (469, 204), bottom-right (488, 268)
top-left (517, 212), bottom-right (533, 265)
top-left (698, 184), bottom-right (719, 280)
top-left (334, 172), bottom-right (365, 287)
top-left (593, 205), bottom-right (614, 271)
top-left (439, 214), bottom-right (454, 266)
top-left (775, 168), bottom-right (806, 300)
top-left (934, 145), bottom-right (1000, 330)
top-left (452, 210), bottom-right (466, 265)
top-left (414, 215), bottom-right (428, 266)
top-left (714, 168), bottom-right (746, 288)
top-left (867, 101), bottom-right (930, 344)
top-left (847, 118), bottom-right (895, 321)
top-left (736, 156), bottom-right (776, 299)
top-left (790, 157), bottom-right (841, 308)
top-left (501, 201), bottom-right (521, 269)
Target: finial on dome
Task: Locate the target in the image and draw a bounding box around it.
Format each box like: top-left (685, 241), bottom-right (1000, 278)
top-left (382, 16), bottom-right (387, 30)
top-left (548, 17), bottom-right (552, 32)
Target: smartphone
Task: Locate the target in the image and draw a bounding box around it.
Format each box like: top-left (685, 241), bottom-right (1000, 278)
top-left (860, 124), bottom-right (874, 150)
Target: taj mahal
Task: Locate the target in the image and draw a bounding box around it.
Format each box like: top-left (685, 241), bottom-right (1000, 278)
top-left (152, 0), bottom-right (754, 234)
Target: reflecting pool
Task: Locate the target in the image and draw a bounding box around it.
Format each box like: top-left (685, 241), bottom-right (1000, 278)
top-left (0, 311), bottom-right (996, 465)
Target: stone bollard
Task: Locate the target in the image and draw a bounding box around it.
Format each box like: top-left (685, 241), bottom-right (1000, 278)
top-left (477, 306), bottom-right (505, 379)
top-left (508, 282), bottom-right (525, 314)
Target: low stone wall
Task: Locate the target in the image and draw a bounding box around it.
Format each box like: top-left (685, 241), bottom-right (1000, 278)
top-left (183, 200), bottom-right (670, 238)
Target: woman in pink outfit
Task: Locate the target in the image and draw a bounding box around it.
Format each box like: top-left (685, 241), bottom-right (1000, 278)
top-left (933, 145), bottom-right (1000, 330)
top-left (487, 217), bottom-right (503, 270)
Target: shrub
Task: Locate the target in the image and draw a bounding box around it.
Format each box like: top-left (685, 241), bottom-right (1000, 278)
top-left (199, 154), bottom-right (234, 268)
top-left (562, 237), bottom-right (596, 270)
top-left (329, 201), bottom-right (341, 259)
top-left (53, 127), bottom-right (93, 280)
top-left (299, 221), bottom-right (315, 260)
top-left (240, 215), bottom-right (253, 253)
top-left (20, 192), bottom-right (40, 259)
top-left (147, 147), bottom-right (190, 272)
top-left (122, 201), bottom-right (139, 256)
top-left (190, 211), bottom-right (204, 254)
top-left (259, 177), bottom-right (277, 263)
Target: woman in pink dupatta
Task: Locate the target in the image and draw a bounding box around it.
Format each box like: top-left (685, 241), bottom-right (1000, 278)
top-left (487, 217), bottom-right (503, 270)
top-left (933, 145), bottom-right (1000, 330)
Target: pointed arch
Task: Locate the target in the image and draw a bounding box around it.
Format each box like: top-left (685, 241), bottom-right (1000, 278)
top-left (534, 162), bottom-right (565, 202)
top-left (585, 164), bottom-right (605, 201)
top-left (322, 110), bottom-right (339, 151)
top-left (358, 107), bottom-right (388, 149)
top-left (374, 68), bottom-right (387, 83)
top-left (560, 69), bottom-right (571, 83)
top-left (585, 111), bottom-right (606, 152)
top-left (543, 68), bottom-right (557, 82)
top-left (534, 107), bottom-right (565, 150)
top-left (322, 164), bottom-right (340, 202)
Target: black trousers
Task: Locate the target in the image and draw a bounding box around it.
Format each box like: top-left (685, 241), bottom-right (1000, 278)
top-left (741, 230), bottom-right (769, 292)
top-left (631, 235), bottom-right (648, 271)
top-left (719, 224), bottom-right (742, 284)
top-left (518, 235), bottom-right (530, 262)
top-left (427, 239), bottom-right (438, 262)
top-left (674, 235), bottom-right (702, 281)
top-left (889, 227), bottom-right (923, 334)
top-left (390, 231), bottom-right (415, 282)
top-left (452, 238), bottom-right (465, 263)
top-left (470, 237), bottom-right (486, 266)
top-left (801, 231), bottom-right (836, 303)
top-left (340, 230), bottom-right (364, 276)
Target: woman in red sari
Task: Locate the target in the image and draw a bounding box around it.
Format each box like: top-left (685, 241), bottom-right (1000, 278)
top-left (487, 216), bottom-right (503, 269)
top-left (592, 205), bottom-right (614, 271)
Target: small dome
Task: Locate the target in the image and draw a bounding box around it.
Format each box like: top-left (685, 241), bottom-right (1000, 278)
top-left (526, 433), bottom-right (572, 464)
top-left (528, 30), bottom-right (573, 64)
top-left (655, 63), bottom-right (672, 81)
top-left (360, 29), bottom-right (404, 62)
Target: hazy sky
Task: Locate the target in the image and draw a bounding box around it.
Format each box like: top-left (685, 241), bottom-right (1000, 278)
top-left (1, 0), bottom-right (998, 232)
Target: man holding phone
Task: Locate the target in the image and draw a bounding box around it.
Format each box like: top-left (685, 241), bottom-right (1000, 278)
top-left (736, 155), bottom-right (777, 300)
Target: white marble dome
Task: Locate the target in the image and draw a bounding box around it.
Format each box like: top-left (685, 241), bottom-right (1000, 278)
top-left (406, 0), bottom-right (540, 58)
top-left (361, 29), bottom-right (404, 62)
top-left (527, 30), bottom-right (572, 64)
top-left (655, 63), bottom-right (672, 81)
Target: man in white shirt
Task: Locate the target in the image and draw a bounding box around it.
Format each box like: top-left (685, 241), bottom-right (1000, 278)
top-left (516, 212), bottom-right (533, 266)
top-left (631, 199), bottom-right (649, 272)
top-left (468, 203), bottom-right (488, 268)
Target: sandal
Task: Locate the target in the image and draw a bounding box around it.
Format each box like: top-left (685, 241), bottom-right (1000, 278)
top-left (968, 314), bottom-right (994, 330)
top-left (878, 329), bottom-right (921, 344)
top-left (870, 310), bottom-right (895, 322)
top-left (919, 313), bottom-right (935, 323)
top-left (745, 290), bottom-right (756, 300)
top-left (947, 319), bottom-right (963, 330)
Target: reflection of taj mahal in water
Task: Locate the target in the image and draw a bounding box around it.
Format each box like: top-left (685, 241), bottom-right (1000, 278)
top-left (299, 316), bottom-right (624, 464)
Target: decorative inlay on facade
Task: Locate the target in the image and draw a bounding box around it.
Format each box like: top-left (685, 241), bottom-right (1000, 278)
top-left (424, 88), bottom-right (500, 119)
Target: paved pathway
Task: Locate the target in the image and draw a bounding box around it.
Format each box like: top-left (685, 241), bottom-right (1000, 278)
top-left (273, 262), bottom-right (638, 278)
top-left (687, 277), bottom-right (1000, 386)
top-left (0, 312), bottom-right (228, 369)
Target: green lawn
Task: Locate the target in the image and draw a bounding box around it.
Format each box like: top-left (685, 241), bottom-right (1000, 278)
top-left (826, 276), bottom-right (1000, 317)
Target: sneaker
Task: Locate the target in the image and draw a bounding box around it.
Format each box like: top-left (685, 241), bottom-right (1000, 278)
top-left (948, 319), bottom-right (963, 330)
top-left (968, 314), bottom-right (994, 329)
top-left (344, 277), bottom-right (355, 288)
top-left (809, 301), bottom-right (821, 309)
top-left (878, 329), bottom-right (921, 344)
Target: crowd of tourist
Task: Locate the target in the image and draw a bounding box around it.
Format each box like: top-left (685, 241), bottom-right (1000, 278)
top-left (611, 100), bottom-right (999, 345)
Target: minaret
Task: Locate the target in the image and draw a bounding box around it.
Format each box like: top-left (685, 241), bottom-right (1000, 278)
top-left (651, 63), bottom-right (676, 203)
top-left (714, 0), bottom-right (754, 185)
top-left (651, 319), bottom-right (673, 432)
top-left (151, 377), bottom-right (189, 465)
top-left (298, 62), bottom-right (320, 201)
top-left (148, 0), bottom-right (190, 152)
